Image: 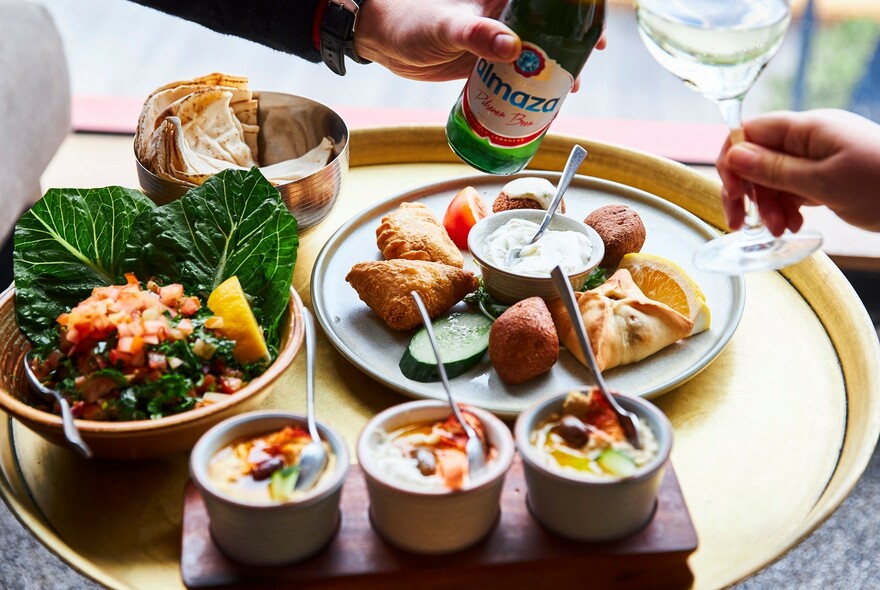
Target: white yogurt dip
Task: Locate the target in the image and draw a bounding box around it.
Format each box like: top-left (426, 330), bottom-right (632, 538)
top-left (499, 177), bottom-right (556, 208)
top-left (483, 218), bottom-right (594, 276)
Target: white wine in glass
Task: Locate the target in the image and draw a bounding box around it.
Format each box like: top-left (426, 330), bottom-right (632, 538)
top-left (635, 0), bottom-right (822, 274)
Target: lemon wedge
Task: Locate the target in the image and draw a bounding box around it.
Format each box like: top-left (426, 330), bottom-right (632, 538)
top-left (618, 253), bottom-right (710, 336)
top-left (207, 276), bottom-right (271, 363)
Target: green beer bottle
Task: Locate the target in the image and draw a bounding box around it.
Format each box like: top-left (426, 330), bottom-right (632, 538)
top-left (446, 0), bottom-right (606, 175)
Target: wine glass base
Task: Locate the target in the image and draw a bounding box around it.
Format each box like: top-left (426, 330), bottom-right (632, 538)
top-left (693, 228), bottom-right (823, 274)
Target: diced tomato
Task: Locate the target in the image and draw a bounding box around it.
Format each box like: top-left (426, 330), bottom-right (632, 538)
top-left (179, 296), bottom-right (201, 316)
top-left (148, 353), bottom-right (167, 371)
top-left (117, 335), bottom-right (144, 354)
top-left (159, 283), bottom-right (184, 306)
top-left (219, 376), bottom-right (243, 393)
top-left (442, 186), bottom-right (489, 250)
top-left (76, 375), bottom-right (120, 402)
top-left (143, 320), bottom-right (166, 336)
top-left (79, 402), bottom-right (105, 420)
top-left (198, 374), bottom-right (217, 393)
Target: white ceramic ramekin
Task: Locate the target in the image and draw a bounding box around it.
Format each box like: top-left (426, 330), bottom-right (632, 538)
top-left (514, 390), bottom-right (672, 541)
top-left (189, 410), bottom-right (349, 565)
top-left (468, 209), bottom-right (605, 305)
top-left (357, 400), bottom-right (515, 554)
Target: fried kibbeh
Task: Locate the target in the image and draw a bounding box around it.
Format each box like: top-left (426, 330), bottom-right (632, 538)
top-left (489, 297), bottom-right (559, 384)
top-left (345, 259), bottom-right (478, 330)
top-left (376, 202), bottom-right (464, 268)
top-left (493, 177), bottom-right (565, 214)
top-left (583, 204), bottom-right (646, 269)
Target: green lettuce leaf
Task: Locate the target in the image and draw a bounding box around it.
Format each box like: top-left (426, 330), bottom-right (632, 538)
top-left (124, 168), bottom-right (298, 346)
top-left (13, 167), bottom-right (298, 351)
top-left (13, 186), bottom-right (155, 348)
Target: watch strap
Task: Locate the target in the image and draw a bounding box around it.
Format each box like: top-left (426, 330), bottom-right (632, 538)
top-left (320, 0), bottom-right (371, 76)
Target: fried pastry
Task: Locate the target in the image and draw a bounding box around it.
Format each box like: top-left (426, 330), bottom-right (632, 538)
top-left (376, 202), bottom-right (464, 268)
top-left (584, 204), bottom-right (646, 269)
top-left (548, 269), bottom-right (693, 371)
top-left (489, 297), bottom-right (558, 385)
top-left (345, 260), bottom-right (478, 330)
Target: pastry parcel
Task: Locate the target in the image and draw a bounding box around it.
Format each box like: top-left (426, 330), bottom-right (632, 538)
top-left (549, 269), bottom-right (693, 371)
top-left (376, 202), bottom-right (464, 268)
top-left (345, 259), bottom-right (478, 330)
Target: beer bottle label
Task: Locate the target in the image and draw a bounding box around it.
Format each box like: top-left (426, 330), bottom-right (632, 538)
top-left (462, 43), bottom-right (574, 149)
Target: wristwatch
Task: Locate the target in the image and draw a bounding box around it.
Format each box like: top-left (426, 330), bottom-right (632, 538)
top-left (320, 0), bottom-right (371, 76)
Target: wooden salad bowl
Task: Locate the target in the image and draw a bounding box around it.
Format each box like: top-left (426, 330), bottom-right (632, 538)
top-left (0, 286), bottom-right (305, 460)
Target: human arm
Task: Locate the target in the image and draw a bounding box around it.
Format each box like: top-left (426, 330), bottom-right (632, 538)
top-left (354, 0), bottom-right (519, 81)
top-left (125, 0), bottom-right (520, 79)
top-left (716, 109), bottom-right (880, 234)
top-left (126, 0), bottom-right (324, 61)
top-left (126, 0), bottom-right (603, 82)
top-left (355, 0), bottom-right (606, 83)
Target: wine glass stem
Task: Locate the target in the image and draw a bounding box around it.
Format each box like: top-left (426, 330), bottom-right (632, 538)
top-left (717, 98), bottom-right (764, 235)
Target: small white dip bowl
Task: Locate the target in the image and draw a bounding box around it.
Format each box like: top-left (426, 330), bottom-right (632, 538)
top-left (468, 209), bottom-right (605, 305)
top-left (514, 390), bottom-right (672, 541)
top-left (357, 400), bottom-right (515, 554)
top-left (189, 410), bottom-right (349, 565)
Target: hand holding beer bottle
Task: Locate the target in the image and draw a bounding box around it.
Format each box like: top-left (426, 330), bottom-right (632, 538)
top-left (353, 0), bottom-right (521, 81)
top-left (446, 0), bottom-right (606, 174)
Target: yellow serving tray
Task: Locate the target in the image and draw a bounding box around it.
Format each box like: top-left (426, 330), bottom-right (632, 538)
top-left (2, 127), bottom-right (878, 590)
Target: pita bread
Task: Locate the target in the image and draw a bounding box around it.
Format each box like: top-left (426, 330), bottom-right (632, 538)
top-left (135, 73), bottom-right (251, 162)
top-left (165, 89), bottom-right (256, 168)
top-left (136, 74), bottom-right (336, 189)
top-left (548, 269), bottom-right (694, 371)
top-left (259, 137), bottom-right (334, 182)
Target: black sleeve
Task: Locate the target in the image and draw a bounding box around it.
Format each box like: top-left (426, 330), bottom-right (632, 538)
top-left (126, 0), bottom-right (322, 63)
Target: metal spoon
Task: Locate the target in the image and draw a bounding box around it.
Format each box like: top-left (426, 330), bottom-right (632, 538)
top-left (549, 266), bottom-right (642, 449)
top-left (506, 144), bottom-right (588, 266)
top-left (410, 291), bottom-right (486, 476)
top-left (22, 351), bottom-right (93, 459)
top-left (294, 308), bottom-right (328, 491)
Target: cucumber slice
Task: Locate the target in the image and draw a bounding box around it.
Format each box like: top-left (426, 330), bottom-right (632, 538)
top-left (399, 312), bottom-right (493, 382)
top-left (597, 448), bottom-right (638, 477)
top-left (269, 465), bottom-right (300, 501)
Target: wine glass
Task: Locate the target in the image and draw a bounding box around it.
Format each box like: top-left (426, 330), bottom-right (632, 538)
top-left (634, 0), bottom-right (822, 273)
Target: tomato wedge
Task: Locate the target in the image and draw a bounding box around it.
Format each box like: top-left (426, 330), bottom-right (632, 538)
top-left (443, 186), bottom-right (489, 250)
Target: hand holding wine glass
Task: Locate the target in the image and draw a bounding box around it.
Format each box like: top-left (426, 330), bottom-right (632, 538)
top-left (635, 0), bottom-right (822, 274)
top-left (717, 109), bottom-right (880, 234)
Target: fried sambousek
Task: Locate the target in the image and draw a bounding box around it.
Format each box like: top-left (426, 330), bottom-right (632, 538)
top-left (548, 269), bottom-right (693, 371)
top-left (345, 260), bottom-right (478, 330)
top-left (489, 297), bottom-right (558, 385)
top-left (376, 202), bottom-right (464, 268)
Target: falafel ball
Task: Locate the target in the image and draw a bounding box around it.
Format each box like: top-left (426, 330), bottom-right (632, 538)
top-left (584, 204), bottom-right (646, 269)
top-left (489, 297), bottom-right (559, 385)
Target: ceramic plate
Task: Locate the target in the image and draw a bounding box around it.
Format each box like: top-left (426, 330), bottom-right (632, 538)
top-left (311, 173), bottom-right (745, 418)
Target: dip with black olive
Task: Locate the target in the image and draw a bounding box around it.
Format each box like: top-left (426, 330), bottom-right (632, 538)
top-left (369, 410), bottom-right (493, 491)
top-left (207, 425), bottom-right (335, 503)
top-left (532, 389), bottom-right (659, 479)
